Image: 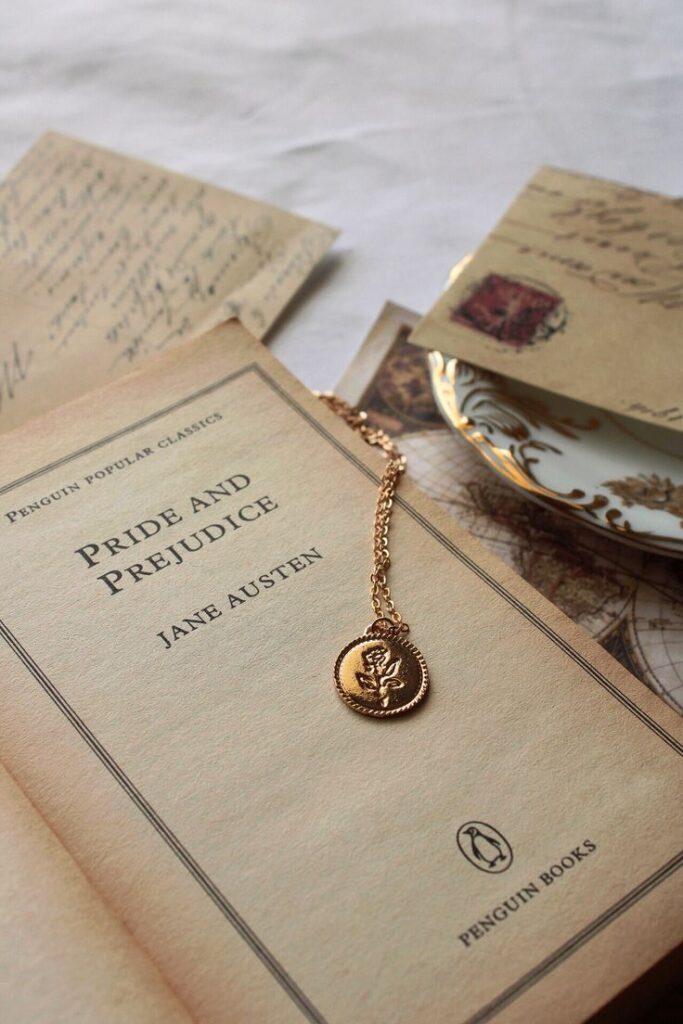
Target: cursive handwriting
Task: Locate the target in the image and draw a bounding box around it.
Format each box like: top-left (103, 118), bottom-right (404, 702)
top-left (0, 340), bottom-right (33, 417)
top-left (0, 133), bottom-right (334, 373)
top-left (494, 233), bottom-right (683, 309)
top-left (510, 177), bottom-right (683, 309)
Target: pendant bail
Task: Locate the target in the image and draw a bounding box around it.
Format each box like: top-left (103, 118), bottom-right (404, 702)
top-left (367, 617), bottom-right (409, 639)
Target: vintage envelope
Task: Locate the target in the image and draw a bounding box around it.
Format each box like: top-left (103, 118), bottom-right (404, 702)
top-left (0, 132), bottom-right (337, 433)
top-left (412, 167), bottom-right (683, 432)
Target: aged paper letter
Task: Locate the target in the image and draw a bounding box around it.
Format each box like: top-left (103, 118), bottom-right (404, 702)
top-left (0, 324), bottom-right (680, 1023)
top-left (412, 167), bottom-right (683, 431)
top-left (0, 132), bottom-right (336, 432)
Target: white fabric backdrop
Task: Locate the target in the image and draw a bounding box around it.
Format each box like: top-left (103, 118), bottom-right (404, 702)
top-left (2, 0), bottom-right (681, 388)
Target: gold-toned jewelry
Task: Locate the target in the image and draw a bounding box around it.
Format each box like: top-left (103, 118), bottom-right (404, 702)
top-left (315, 392), bottom-right (429, 718)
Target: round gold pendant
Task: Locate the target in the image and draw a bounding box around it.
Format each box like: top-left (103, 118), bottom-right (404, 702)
top-left (334, 632), bottom-right (429, 718)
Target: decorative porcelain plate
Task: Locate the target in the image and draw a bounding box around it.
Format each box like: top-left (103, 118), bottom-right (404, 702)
top-left (428, 351), bottom-right (683, 558)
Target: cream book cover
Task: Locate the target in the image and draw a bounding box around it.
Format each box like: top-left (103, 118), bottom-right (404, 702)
top-left (411, 167), bottom-right (683, 432)
top-left (0, 323), bottom-right (680, 1023)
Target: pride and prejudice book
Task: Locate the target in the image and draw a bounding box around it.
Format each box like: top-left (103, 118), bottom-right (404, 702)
top-left (0, 322), bottom-right (680, 1023)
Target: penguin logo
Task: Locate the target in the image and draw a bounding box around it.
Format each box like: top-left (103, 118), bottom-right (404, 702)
top-left (456, 821), bottom-right (513, 874)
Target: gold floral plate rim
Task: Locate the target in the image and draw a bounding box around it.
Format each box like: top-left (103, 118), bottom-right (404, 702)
top-left (428, 351), bottom-right (683, 559)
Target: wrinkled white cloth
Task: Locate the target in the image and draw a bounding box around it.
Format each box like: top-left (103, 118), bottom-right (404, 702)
top-left (2, 0), bottom-right (681, 387)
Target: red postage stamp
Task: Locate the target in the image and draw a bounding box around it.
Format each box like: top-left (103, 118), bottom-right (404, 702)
top-left (451, 274), bottom-right (566, 350)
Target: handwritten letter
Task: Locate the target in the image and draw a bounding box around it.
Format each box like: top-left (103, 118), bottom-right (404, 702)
top-left (0, 133), bottom-right (336, 432)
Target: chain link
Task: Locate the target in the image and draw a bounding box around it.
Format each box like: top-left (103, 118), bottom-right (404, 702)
top-left (315, 391), bottom-right (408, 637)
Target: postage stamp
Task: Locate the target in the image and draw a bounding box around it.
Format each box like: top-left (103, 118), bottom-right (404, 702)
top-left (451, 273), bottom-right (567, 349)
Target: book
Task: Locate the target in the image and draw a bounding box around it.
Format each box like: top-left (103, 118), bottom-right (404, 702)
top-left (0, 132), bottom-right (336, 433)
top-left (0, 320), bottom-right (680, 1023)
top-left (411, 167), bottom-right (683, 433)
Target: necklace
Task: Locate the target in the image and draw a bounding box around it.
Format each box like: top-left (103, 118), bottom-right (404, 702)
top-left (315, 392), bottom-right (429, 718)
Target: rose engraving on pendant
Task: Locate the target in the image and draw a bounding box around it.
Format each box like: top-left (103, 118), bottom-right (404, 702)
top-left (355, 643), bottom-right (407, 708)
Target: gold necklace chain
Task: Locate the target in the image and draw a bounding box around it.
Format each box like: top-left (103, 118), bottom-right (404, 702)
top-left (315, 392), bottom-right (407, 637)
top-left (316, 391), bottom-right (429, 717)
